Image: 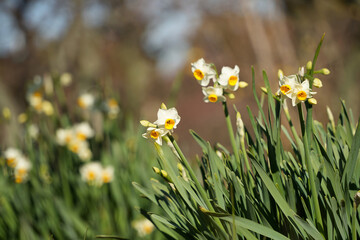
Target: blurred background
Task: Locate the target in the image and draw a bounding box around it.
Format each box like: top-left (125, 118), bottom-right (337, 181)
top-left (0, 0), bottom-right (360, 155)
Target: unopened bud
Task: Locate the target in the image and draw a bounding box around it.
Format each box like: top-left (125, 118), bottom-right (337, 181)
top-left (18, 113), bottom-right (28, 124)
top-left (160, 170), bottom-right (172, 183)
top-left (160, 103), bottom-right (167, 110)
top-left (2, 107), bottom-right (11, 119)
top-left (313, 78), bottom-right (323, 88)
top-left (60, 73), bottom-right (72, 86)
top-left (177, 163), bottom-right (183, 172)
top-left (326, 106), bottom-right (334, 123)
top-left (228, 93), bottom-right (235, 99)
top-left (308, 98), bottom-right (317, 105)
top-left (306, 61), bottom-right (312, 71)
top-left (260, 87), bottom-right (268, 94)
top-left (298, 67), bottom-right (305, 77)
top-left (278, 69), bottom-right (284, 80)
top-left (152, 167), bottom-right (160, 174)
top-left (43, 74), bottom-right (54, 96)
top-left (236, 112), bottom-right (245, 140)
top-left (238, 81), bottom-right (248, 88)
top-left (320, 68), bottom-right (330, 75)
top-left (140, 120), bottom-right (151, 127)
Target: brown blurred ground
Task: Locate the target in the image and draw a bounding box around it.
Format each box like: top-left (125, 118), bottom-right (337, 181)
top-left (0, 0), bottom-right (359, 156)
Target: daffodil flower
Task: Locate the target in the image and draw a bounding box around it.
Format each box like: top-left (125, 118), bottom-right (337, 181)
top-left (77, 93), bottom-right (95, 109)
top-left (102, 166), bottom-right (114, 183)
top-left (290, 80), bottom-right (316, 106)
top-left (277, 74), bottom-right (297, 97)
top-left (4, 148), bottom-right (23, 168)
top-left (202, 86), bottom-right (226, 103)
top-left (154, 108), bottom-right (181, 132)
top-left (74, 122), bottom-right (94, 140)
top-left (14, 156), bottom-right (32, 183)
top-left (142, 127), bottom-right (167, 145)
top-left (191, 58), bottom-right (216, 86)
top-left (218, 65), bottom-right (240, 91)
top-left (80, 162), bottom-right (103, 186)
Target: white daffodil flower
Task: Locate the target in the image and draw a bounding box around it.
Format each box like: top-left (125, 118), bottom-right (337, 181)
top-left (4, 148), bottom-right (23, 168)
top-left (218, 65), bottom-right (240, 91)
top-left (56, 128), bottom-right (74, 146)
top-left (14, 156), bottom-right (32, 183)
top-left (154, 108), bottom-right (181, 132)
top-left (74, 122), bottom-right (94, 140)
top-left (77, 93), bottom-right (95, 109)
top-left (142, 127), bottom-right (167, 145)
top-left (102, 166), bottom-right (114, 183)
top-left (80, 162), bottom-right (103, 186)
top-left (78, 146), bottom-right (92, 162)
top-left (202, 86), bottom-right (226, 103)
top-left (290, 79), bottom-right (316, 106)
top-left (277, 74), bottom-right (298, 97)
top-left (191, 58), bottom-right (216, 86)
top-left (132, 218), bottom-right (155, 237)
top-left (68, 138), bottom-right (89, 154)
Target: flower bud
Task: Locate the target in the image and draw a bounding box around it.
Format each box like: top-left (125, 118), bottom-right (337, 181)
top-left (177, 163), bottom-right (183, 172)
top-left (60, 73), bottom-right (72, 86)
top-left (160, 103), bottom-right (167, 110)
top-left (260, 87), bottom-right (268, 94)
top-left (313, 78), bottom-right (323, 88)
top-left (238, 81), bottom-right (248, 88)
top-left (43, 74), bottom-right (54, 96)
top-left (298, 67), bottom-right (305, 77)
top-left (152, 167), bottom-right (160, 174)
top-left (278, 69), bottom-right (284, 80)
top-left (306, 61), bottom-right (312, 71)
top-left (18, 113), bottom-right (28, 124)
top-left (2, 107), bottom-right (11, 119)
top-left (140, 120), bottom-right (151, 127)
top-left (320, 68), bottom-right (330, 75)
top-left (228, 93), bottom-right (235, 99)
top-left (308, 98), bottom-right (317, 105)
top-left (160, 170), bottom-right (172, 183)
top-left (236, 112), bottom-right (245, 140)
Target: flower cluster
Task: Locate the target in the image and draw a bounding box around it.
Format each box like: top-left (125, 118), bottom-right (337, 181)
top-left (56, 122), bottom-right (94, 161)
top-left (3, 148), bottom-right (32, 183)
top-left (27, 90), bottom-right (54, 115)
top-left (276, 65), bottom-right (324, 106)
top-left (191, 58), bottom-right (248, 103)
top-left (79, 162), bottom-right (114, 186)
top-left (141, 104), bottom-right (180, 145)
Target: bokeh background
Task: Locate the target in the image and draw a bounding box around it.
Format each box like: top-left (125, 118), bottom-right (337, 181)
top-left (1, 0), bottom-right (360, 155)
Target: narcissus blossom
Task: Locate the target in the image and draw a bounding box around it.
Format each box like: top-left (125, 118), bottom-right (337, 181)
top-left (218, 65), bottom-right (240, 91)
top-left (202, 86), bottom-right (226, 103)
top-left (154, 108), bottom-right (181, 132)
top-left (142, 127), bottom-right (167, 145)
top-left (132, 218), bottom-right (155, 237)
top-left (4, 148), bottom-right (23, 168)
top-left (191, 58), bottom-right (216, 86)
top-left (290, 80), bottom-right (316, 106)
top-left (56, 128), bottom-right (74, 146)
top-left (102, 166), bottom-right (114, 183)
top-left (74, 122), bottom-right (94, 140)
top-left (277, 74), bottom-right (297, 97)
top-left (77, 93), bottom-right (95, 109)
top-left (14, 157), bottom-right (32, 183)
top-left (80, 162), bottom-right (103, 186)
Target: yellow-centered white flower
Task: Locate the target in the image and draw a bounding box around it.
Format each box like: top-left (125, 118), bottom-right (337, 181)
top-left (4, 148), bottom-right (23, 168)
top-left (277, 74), bottom-right (297, 97)
top-left (290, 80), bottom-right (316, 106)
top-left (191, 58), bottom-right (216, 86)
top-left (77, 93), bottom-right (95, 109)
top-left (56, 128), bottom-right (74, 146)
top-left (142, 127), bottom-right (167, 145)
top-left (202, 86), bottom-right (226, 103)
top-left (14, 156), bottom-right (32, 183)
top-left (80, 162), bottom-right (103, 186)
top-left (218, 65), bottom-right (240, 91)
top-left (154, 108), bottom-right (181, 132)
top-left (102, 166), bottom-right (114, 183)
top-left (74, 122), bottom-right (94, 140)
top-left (132, 219), bottom-right (155, 237)
top-left (78, 146), bottom-right (92, 162)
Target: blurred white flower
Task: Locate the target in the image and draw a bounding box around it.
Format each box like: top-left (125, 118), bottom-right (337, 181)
top-left (60, 73), bottom-right (72, 86)
top-left (102, 166), bottom-right (114, 183)
top-left (80, 162), bottom-right (103, 186)
top-left (202, 86), bottom-right (226, 103)
top-left (74, 122), bottom-right (94, 140)
top-left (28, 91), bottom-right (43, 112)
top-left (77, 93), bottom-right (95, 109)
top-left (106, 98), bottom-right (120, 119)
top-left (14, 156), bottom-right (32, 183)
top-left (41, 100), bottom-right (54, 116)
top-left (132, 218), bottom-right (155, 237)
top-left (218, 65), bottom-right (240, 91)
top-left (68, 138), bottom-right (89, 154)
top-left (191, 58), bottom-right (216, 86)
top-left (56, 128), bottom-right (74, 146)
top-left (27, 124), bottom-right (39, 139)
top-left (78, 146), bottom-right (92, 162)
top-left (4, 147), bottom-right (23, 168)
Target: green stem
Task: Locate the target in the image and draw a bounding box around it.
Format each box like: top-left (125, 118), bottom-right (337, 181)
top-left (352, 202), bottom-right (357, 240)
top-left (222, 102), bottom-right (242, 179)
top-left (304, 104), bottom-right (323, 232)
top-left (297, 104), bottom-right (305, 137)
